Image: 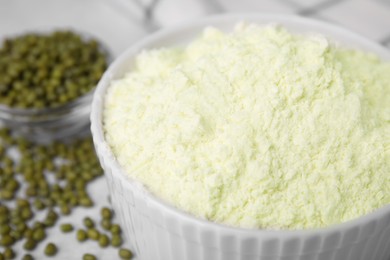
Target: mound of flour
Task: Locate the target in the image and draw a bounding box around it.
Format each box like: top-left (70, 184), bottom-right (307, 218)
top-left (104, 24), bottom-right (390, 229)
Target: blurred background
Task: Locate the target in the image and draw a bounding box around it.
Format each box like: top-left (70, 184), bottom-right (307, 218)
top-left (0, 0), bottom-right (389, 259)
top-left (1, 0), bottom-right (390, 58)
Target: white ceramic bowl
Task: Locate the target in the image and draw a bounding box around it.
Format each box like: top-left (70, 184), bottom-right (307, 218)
top-left (91, 14), bottom-right (390, 260)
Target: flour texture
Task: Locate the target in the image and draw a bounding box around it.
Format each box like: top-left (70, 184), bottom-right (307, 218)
top-left (104, 24), bottom-right (390, 229)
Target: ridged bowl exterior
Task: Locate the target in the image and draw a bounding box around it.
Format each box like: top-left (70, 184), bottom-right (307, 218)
top-left (91, 14), bottom-right (390, 260)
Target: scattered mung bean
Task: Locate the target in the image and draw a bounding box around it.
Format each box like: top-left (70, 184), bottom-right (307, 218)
top-left (119, 248), bottom-right (133, 260)
top-left (44, 243), bottom-right (57, 256)
top-left (98, 234), bottom-right (109, 248)
top-left (87, 229), bottom-right (100, 241)
top-left (60, 224), bottom-right (73, 233)
top-left (0, 127), bottom-right (132, 258)
top-left (83, 254), bottom-right (97, 260)
top-left (111, 235), bottom-right (122, 248)
top-left (3, 248), bottom-right (14, 259)
top-left (83, 217), bottom-right (94, 229)
top-left (76, 230), bottom-right (87, 242)
top-left (21, 254), bottom-right (34, 260)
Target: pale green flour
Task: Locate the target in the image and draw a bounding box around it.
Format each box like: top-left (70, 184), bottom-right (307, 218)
top-left (104, 23), bottom-right (390, 229)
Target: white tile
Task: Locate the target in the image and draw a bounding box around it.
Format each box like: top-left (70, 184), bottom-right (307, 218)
top-left (215, 0), bottom-right (297, 13)
top-left (284, 0), bottom-right (339, 9)
top-left (107, 0), bottom-right (148, 25)
top-left (150, 0), bottom-right (298, 28)
top-left (318, 0), bottom-right (390, 41)
top-left (382, 37), bottom-right (390, 48)
top-left (136, 0), bottom-right (159, 7)
top-left (153, 0), bottom-right (213, 28)
top-left (376, 0), bottom-right (390, 7)
top-left (304, 12), bottom-right (338, 23)
top-left (0, 0), bottom-right (148, 57)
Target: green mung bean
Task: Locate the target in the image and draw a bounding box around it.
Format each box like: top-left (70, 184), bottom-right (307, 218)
top-left (82, 254), bottom-right (96, 260)
top-left (3, 248), bottom-right (15, 260)
top-left (22, 254), bottom-right (34, 260)
top-left (83, 217), bottom-right (94, 229)
top-left (33, 199), bottom-right (45, 210)
top-left (23, 239), bottom-right (36, 251)
top-left (111, 235), bottom-right (122, 248)
top-left (119, 248), bottom-right (133, 260)
top-left (101, 207), bottom-right (112, 220)
top-left (24, 228), bottom-right (33, 239)
top-left (0, 225), bottom-right (10, 235)
top-left (60, 223), bottom-right (73, 233)
top-left (87, 228), bottom-right (100, 240)
top-left (76, 229), bottom-right (87, 242)
top-left (100, 219), bottom-right (111, 230)
top-left (60, 204), bottom-right (71, 215)
top-left (98, 234), bottom-right (109, 248)
top-left (0, 235), bottom-right (14, 247)
top-left (32, 227), bottom-right (45, 241)
top-left (44, 243), bottom-right (58, 256)
top-left (10, 229), bottom-right (23, 240)
top-left (16, 199), bottom-right (29, 208)
top-left (110, 224), bottom-right (121, 235)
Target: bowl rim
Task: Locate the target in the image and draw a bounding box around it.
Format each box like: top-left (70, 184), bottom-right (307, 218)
top-left (91, 13), bottom-right (390, 238)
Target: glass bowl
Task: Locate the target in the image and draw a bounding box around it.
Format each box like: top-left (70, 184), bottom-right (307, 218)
top-left (0, 90), bottom-right (94, 141)
top-left (0, 29), bottom-right (111, 141)
top-left (0, 0), bottom-right (147, 141)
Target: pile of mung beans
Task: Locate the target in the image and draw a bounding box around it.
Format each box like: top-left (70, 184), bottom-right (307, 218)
top-left (0, 29), bottom-right (130, 259)
top-left (0, 128), bottom-right (133, 259)
top-left (0, 31), bottom-right (107, 109)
